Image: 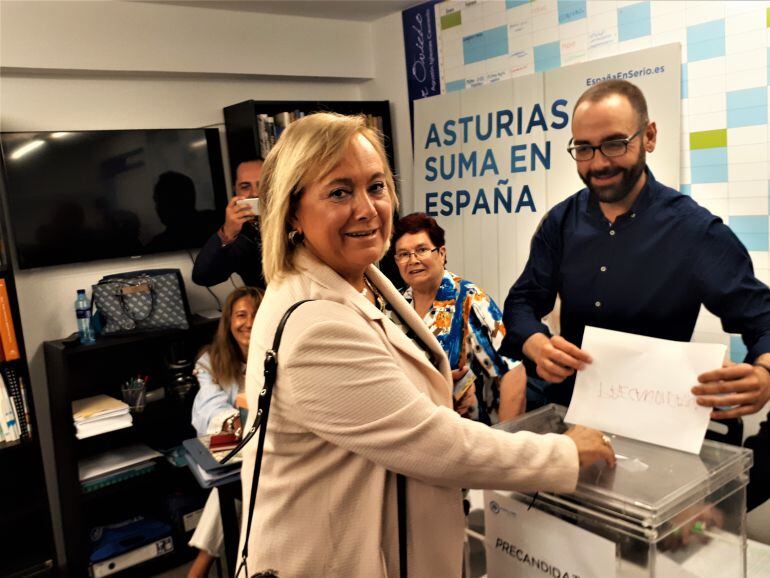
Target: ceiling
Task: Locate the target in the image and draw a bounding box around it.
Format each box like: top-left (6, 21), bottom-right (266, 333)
top-left (142, 1), bottom-right (423, 22)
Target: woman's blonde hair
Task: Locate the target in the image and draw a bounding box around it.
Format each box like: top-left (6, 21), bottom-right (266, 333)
top-left (203, 286), bottom-right (263, 389)
top-left (259, 112), bottom-right (398, 283)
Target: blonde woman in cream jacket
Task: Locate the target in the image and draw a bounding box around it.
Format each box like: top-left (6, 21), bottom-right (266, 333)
top-left (239, 112), bottom-right (615, 578)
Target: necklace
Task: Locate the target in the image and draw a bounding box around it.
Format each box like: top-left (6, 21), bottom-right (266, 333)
top-left (362, 277), bottom-right (387, 313)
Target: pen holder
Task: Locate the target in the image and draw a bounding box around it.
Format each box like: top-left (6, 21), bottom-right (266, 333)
top-left (121, 379), bottom-right (147, 413)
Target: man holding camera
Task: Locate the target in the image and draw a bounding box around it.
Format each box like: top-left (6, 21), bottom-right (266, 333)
top-left (192, 159), bottom-right (266, 289)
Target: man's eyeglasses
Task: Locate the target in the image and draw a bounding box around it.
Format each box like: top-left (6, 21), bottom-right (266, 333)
top-left (567, 127), bottom-right (644, 162)
top-left (394, 247), bottom-right (439, 263)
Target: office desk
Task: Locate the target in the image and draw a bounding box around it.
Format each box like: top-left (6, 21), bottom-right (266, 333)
top-left (215, 477), bottom-right (241, 577)
top-left (183, 438), bottom-right (242, 577)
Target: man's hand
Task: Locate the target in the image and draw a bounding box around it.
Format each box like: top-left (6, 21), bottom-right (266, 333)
top-left (692, 362), bottom-right (770, 419)
top-left (522, 333), bottom-right (592, 383)
top-left (221, 195), bottom-right (257, 241)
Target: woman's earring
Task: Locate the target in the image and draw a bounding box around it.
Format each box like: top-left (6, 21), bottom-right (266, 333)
top-left (288, 229), bottom-right (304, 246)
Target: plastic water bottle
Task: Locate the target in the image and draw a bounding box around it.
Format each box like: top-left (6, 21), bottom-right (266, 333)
top-left (75, 289), bottom-right (96, 344)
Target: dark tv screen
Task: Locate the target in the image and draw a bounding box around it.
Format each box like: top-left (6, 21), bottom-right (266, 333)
top-left (0, 128), bottom-right (227, 269)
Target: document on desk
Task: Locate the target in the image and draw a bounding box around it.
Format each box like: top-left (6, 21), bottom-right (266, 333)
top-left (747, 538), bottom-right (770, 578)
top-left (565, 326), bottom-right (726, 454)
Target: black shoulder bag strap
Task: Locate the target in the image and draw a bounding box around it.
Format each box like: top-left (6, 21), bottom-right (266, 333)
top-left (397, 472), bottom-right (408, 578)
top-left (225, 299), bottom-right (408, 578)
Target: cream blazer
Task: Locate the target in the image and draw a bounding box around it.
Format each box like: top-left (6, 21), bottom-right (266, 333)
top-left (240, 249), bottom-right (579, 578)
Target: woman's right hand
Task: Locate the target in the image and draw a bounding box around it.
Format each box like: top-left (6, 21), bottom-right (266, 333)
top-left (565, 425), bottom-right (616, 468)
top-left (220, 414), bottom-right (242, 436)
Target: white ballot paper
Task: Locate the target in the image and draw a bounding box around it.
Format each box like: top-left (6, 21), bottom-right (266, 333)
top-left (565, 326), bottom-right (726, 454)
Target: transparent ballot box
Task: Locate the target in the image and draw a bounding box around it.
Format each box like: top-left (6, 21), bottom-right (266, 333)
top-left (483, 404), bottom-right (752, 578)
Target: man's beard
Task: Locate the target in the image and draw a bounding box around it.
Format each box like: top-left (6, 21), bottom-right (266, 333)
top-left (580, 151), bottom-right (646, 204)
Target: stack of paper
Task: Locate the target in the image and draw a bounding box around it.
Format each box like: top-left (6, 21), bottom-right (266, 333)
top-left (79, 443), bottom-right (162, 491)
top-left (72, 394), bottom-right (133, 439)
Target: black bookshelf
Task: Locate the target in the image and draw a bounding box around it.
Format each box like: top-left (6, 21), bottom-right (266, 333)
top-left (42, 316), bottom-right (217, 577)
top-left (223, 99), bottom-right (395, 177)
top-left (0, 158), bottom-right (56, 577)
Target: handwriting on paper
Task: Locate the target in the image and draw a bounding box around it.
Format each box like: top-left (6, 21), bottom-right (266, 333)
top-left (597, 383), bottom-right (697, 409)
top-left (565, 326), bottom-right (726, 454)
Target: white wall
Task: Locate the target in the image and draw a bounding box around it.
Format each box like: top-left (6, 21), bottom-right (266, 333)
top-left (0, 0), bottom-right (375, 79)
top-left (0, 1), bottom-right (412, 567)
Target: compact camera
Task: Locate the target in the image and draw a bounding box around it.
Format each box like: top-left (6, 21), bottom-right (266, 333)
top-left (236, 197), bottom-right (260, 217)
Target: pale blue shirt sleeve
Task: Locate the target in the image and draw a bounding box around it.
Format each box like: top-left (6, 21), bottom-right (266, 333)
top-left (191, 352), bottom-right (239, 436)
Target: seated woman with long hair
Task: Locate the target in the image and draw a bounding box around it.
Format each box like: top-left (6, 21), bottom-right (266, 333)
top-left (187, 286), bottom-right (262, 578)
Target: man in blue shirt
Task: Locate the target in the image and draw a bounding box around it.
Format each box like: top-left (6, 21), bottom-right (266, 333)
top-left (501, 79), bottom-right (770, 425)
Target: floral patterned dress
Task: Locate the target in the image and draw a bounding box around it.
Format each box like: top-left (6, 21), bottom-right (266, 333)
top-left (401, 271), bottom-right (521, 425)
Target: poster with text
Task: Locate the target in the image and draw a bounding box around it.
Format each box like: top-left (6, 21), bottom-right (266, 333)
top-left (412, 43), bottom-right (681, 303)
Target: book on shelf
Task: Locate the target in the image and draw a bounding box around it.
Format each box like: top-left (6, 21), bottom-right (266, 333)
top-left (18, 375), bottom-right (31, 437)
top-left (274, 111), bottom-right (291, 140)
top-left (362, 114), bottom-right (383, 132)
top-left (0, 374), bottom-right (20, 442)
top-left (1, 366), bottom-right (30, 439)
top-left (255, 110), bottom-right (308, 158)
top-left (256, 113), bottom-right (272, 157)
top-left (88, 516), bottom-right (174, 577)
top-left (287, 109), bottom-right (305, 123)
top-left (0, 280), bottom-right (19, 361)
